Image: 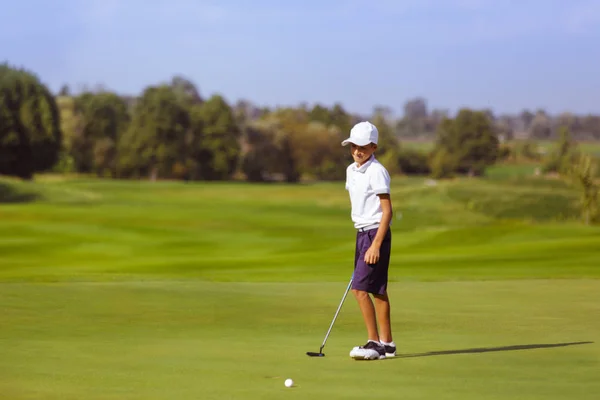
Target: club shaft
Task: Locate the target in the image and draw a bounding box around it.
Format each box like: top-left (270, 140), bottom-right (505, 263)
top-left (320, 276), bottom-right (353, 350)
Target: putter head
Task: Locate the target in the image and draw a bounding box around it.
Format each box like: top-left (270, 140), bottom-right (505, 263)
top-left (306, 352), bottom-right (325, 357)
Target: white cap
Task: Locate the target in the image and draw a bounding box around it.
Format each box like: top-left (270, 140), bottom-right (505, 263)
top-left (341, 121), bottom-right (379, 146)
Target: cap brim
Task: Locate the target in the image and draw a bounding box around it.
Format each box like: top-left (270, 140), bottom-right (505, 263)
top-left (341, 138), bottom-right (371, 146)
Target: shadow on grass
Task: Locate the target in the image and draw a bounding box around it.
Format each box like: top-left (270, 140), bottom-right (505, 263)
top-left (394, 341), bottom-right (594, 359)
top-left (0, 182), bottom-right (40, 204)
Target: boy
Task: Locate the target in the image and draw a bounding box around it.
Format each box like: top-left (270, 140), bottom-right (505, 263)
top-left (341, 121), bottom-right (396, 360)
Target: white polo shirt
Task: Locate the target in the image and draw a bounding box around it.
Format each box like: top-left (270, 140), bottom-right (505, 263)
top-left (345, 155), bottom-right (391, 230)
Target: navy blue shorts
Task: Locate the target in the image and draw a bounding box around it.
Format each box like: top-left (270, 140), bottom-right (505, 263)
top-left (352, 228), bottom-right (392, 295)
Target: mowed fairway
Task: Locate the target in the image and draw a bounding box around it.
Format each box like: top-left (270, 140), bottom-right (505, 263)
top-left (1, 176), bottom-right (599, 399)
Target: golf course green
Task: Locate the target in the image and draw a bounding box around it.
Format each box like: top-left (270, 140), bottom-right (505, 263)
top-left (1, 174), bottom-right (599, 399)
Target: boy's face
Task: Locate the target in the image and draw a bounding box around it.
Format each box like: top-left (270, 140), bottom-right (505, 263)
top-left (350, 143), bottom-right (377, 165)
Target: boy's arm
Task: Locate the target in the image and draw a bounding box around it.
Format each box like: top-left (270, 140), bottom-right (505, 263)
top-left (364, 193), bottom-right (393, 264)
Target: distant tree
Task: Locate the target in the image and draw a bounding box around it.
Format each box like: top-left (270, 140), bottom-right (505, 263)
top-left (264, 109), bottom-right (309, 182)
top-left (234, 99), bottom-right (264, 127)
top-left (372, 105), bottom-right (393, 121)
top-left (71, 91), bottom-right (130, 177)
top-left (0, 63), bottom-right (62, 179)
top-left (251, 108), bottom-right (351, 182)
top-left (397, 148), bottom-right (431, 175)
top-left (568, 154), bottom-right (599, 225)
top-left (309, 104), bottom-right (330, 125)
top-left (554, 112), bottom-right (578, 137)
top-left (55, 96), bottom-right (80, 172)
top-left (517, 140), bottom-right (541, 161)
top-left (482, 109), bottom-right (496, 127)
top-left (426, 109), bottom-right (449, 133)
top-left (403, 97), bottom-right (428, 120)
top-left (187, 94), bottom-right (241, 180)
top-left (170, 75), bottom-right (203, 106)
top-left (519, 109), bottom-right (535, 132)
top-left (429, 147), bottom-right (456, 179)
top-left (250, 115), bottom-right (301, 183)
top-left (58, 84), bottom-right (71, 96)
top-left (557, 126), bottom-right (574, 159)
top-left (397, 97), bottom-right (430, 137)
top-left (529, 110), bottom-right (552, 139)
top-left (294, 121), bottom-right (346, 180)
top-left (371, 112), bottom-right (401, 175)
top-left (330, 103), bottom-right (353, 134)
top-left (431, 108), bottom-right (499, 177)
top-left (541, 126), bottom-right (579, 174)
top-left (118, 85), bottom-right (190, 180)
top-left (308, 102), bottom-right (352, 135)
top-left (580, 115), bottom-right (600, 140)
top-left (494, 115), bottom-right (515, 142)
top-left (240, 123), bottom-right (281, 182)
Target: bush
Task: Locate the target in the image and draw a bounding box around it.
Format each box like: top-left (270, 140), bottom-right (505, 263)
top-left (397, 149), bottom-right (431, 175)
top-left (541, 150), bottom-right (580, 175)
top-left (51, 150), bottom-right (76, 173)
top-left (517, 140), bottom-right (540, 161)
top-left (568, 154), bottom-right (599, 225)
top-left (429, 149), bottom-right (455, 179)
top-left (497, 145), bottom-right (512, 161)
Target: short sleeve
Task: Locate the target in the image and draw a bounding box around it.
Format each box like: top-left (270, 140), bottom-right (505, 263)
top-left (345, 166), bottom-right (351, 191)
top-left (370, 165), bottom-right (390, 194)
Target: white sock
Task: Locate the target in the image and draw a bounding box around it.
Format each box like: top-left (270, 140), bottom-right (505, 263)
top-left (381, 340), bottom-right (396, 346)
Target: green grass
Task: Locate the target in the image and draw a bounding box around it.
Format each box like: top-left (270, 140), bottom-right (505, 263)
top-left (1, 175), bottom-right (599, 399)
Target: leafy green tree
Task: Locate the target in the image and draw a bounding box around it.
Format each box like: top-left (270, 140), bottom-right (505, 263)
top-left (118, 85), bottom-right (190, 180)
top-left (329, 103), bottom-right (353, 134)
top-left (370, 112), bottom-right (401, 175)
top-left (568, 154), bottom-right (599, 225)
top-left (397, 149), bottom-right (431, 175)
top-left (309, 104), bottom-right (330, 125)
top-left (308, 103), bottom-right (352, 135)
top-left (170, 75), bottom-right (203, 107)
top-left (293, 121), bottom-right (347, 180)
top-left (432, 109), bottom-right (499, 176)
top-left (429, 147), bottom-right (456, 179)
top-left (557, 126), bottom-right (574, 159)
top-left (0, 63), bottom-right (62, 179)
top-left (71, 91), bottom-right (130, 177)
top-left (58, 84), bottom-right (71, 96)
top-left (528, 110), bottom-right (552, 139)
top-left (240, 123), bottom-right (281, 182)
top-left (187, 95), bottom-right (241, 180)
top-left (541, 126), bottom-right (579, 175)
top-left (246, 113), bottom-right (303, 183)
top-left (55, 96), bottom-right (80, 170)
top-left (261, 112), bottom-right (303, 183)
top-left (397, 97), bottom-right (429, 137)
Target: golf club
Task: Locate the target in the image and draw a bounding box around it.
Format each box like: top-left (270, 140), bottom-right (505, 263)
top-left (306, 275), bottom-right (353, 357)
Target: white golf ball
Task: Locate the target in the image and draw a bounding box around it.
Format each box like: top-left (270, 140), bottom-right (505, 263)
top-left (284, 378), bottom-right (293, 388)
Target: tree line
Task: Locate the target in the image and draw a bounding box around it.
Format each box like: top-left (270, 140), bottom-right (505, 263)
top-left (1, 62), bottom-right (599, 184)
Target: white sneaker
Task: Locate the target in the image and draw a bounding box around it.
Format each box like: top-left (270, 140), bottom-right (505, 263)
top-left (382, 341), bottom-right (397, 357)
top-left (349, 340), bottom-right (386, 360)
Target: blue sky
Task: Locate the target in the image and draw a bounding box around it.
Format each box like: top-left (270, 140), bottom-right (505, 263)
top-left (2, 0), bottom-right (600, 117)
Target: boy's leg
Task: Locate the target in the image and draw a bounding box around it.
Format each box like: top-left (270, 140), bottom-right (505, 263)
top-left (352, 289), bottom-right (379, 341)
top-left (373, 293), bottom-right (392, 343)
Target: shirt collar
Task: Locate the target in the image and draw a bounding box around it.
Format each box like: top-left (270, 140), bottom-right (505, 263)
top-left (351, 154), bottom-right (375, 173)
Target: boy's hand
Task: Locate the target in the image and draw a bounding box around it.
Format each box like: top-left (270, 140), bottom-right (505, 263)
top-left (364, 245), bottom-right (380, 265)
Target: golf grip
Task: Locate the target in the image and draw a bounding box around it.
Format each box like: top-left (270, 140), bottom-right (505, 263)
top-left (320, 276), bottom-right (353, 351)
